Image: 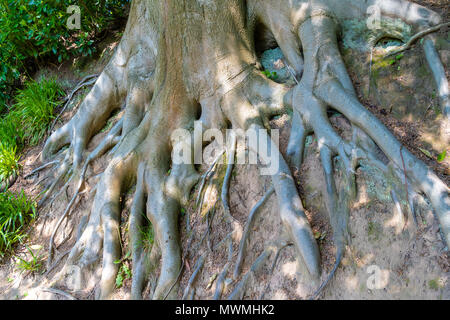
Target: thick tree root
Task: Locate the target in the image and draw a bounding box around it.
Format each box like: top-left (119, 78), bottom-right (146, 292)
top-left (49, 74), bottom-right (99, 134)
top-left (309, 249), bottom-right (343, 300)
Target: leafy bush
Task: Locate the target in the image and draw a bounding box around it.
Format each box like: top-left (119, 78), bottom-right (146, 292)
top-left (10, 77), bottom-right (64, 145)
top-left (0, 0), bottom-right (130, 106)
top-left (0, 190), bottom-right (36, 257)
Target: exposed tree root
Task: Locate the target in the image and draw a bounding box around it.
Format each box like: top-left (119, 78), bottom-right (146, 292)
top-left (24, 160), bottom-right (59, 179)
top-left (196, 150), bottom-right (224, 208)
top-left (309, 249), bottom-right (343, 300)
top-left (39, 0), bottom-right (449, 300)
top-left (213, 239), bottom-right (233, 300)
top-left (221, 133), bottom-right (238, 224)
top-left (49, 74), bottom-right (99, 134)
top-left (385, 22), bottom-right (450, 57)
top-left (228, 242), bottom-right (286, 300)
top-left (259, 243), bottom-right (293, 300)
top-left (42, 288), bottom-right (77, 300)
top-left (182, 255), bottom-right (205, 300)
top-left (234, 186), bottom-right (275, 279)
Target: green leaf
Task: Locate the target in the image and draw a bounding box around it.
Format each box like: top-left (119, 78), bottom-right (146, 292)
top-left (419, 148), bottom-right (432, 158)
top-left (115, 272), bottom-right (123, 288)
top-left (437, 150), bottom-right (447, 162)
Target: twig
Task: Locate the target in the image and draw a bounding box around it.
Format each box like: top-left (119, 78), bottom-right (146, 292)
top-left (286, 63), bottom-right (299, 85)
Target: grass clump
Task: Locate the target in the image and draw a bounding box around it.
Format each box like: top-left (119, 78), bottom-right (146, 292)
top-left (0, 116), bottom-right (22, 183)
top-left (9, 78), bottom-right (64, 145)
top-left (0, 77), bottom-right (63, 185)
top-left (0, 190), bottom-right (36, 257)
top-left (15, 245), bottom-right (44, 274)
top-left (0, 142), bottom-right (20, 183)
top-left (429, 279), bottom-right (444, 291)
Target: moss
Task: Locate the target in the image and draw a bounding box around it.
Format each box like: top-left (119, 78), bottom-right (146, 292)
top-left (342, 18), bottom-right (411, 52)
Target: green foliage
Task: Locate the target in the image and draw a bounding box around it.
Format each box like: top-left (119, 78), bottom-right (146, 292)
top-left (0, 142), bottom-right (20, 182)
top-left (141, 223), bottom-right (154, 251)
top-left (262, 70), bottom-right (278, 80)
top-left (437, 150), bottom-right (447, 163)
top-left (0, 0), bottom-right (130, 106)
top-left (114, 251), bottom-right (131, 288)
top-left (0, 77), bottom-right (63, 185)
top-left (367, 221), bottom-right (382, 241)
top-left (15, 245), bottom-right (44, 273)
top-left (0, 113), bottom-right (22, 184)
top-left (115, 263), bottom-right (131, 288)
top-left (9, 77), bottom-right (63, 145)
top-left (395, 53), bottom-right (404, 60)
top-left (428, 279), bottom-right (444, 291)
top-left (0, 190), bottom-right (36, 256)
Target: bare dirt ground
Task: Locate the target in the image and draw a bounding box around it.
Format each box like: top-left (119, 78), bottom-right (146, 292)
top-left (0, 2), bottom-right (448, 300)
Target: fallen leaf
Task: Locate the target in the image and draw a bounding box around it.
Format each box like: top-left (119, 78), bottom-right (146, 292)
top-left (437, 150), bottom-right (447, 162)
top-left (418, 148), bottom-right (432, 158)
